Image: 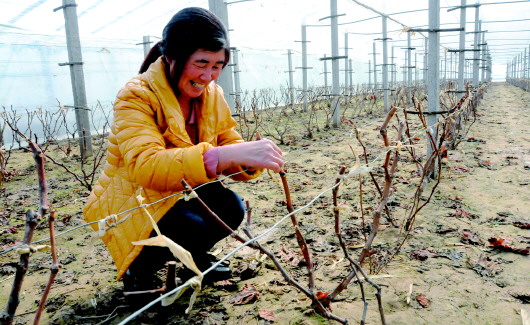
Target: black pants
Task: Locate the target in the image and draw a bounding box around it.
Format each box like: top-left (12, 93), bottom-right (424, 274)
top-left (128, 182), bottom-right (245, 275)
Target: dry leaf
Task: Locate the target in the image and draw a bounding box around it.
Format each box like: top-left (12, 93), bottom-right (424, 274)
top-left (488, 237), bottom-right (530, 255)
top-left (229, 284), bottom-right (259, 305)
top-left (460, 229), bottom-right (483, 245)
top-left (258, 309), bottom-right (275, 322)
top-left (416, 293), bottom-right (430, 308)
top-left (410, 249), bottom-right (440, 261)
top-left (467, 255), bottom-right (503, 277)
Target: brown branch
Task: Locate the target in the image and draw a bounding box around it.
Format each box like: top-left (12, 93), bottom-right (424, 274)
top-left (279, 171), bottom-right (316, 293)
top-left (242, 203), bottom-right (349, 325)
top-left (0, 210), bottom-right (39, 325)
top-left (353, 125), bottom-right (396, 227)
top-left (358, 107), bottom-right (401, 263)
top-left (33, 210), bottom-right (60, 325)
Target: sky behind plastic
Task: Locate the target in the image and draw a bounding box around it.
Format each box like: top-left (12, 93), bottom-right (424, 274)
top-left (2, 0), bottom-right (530, 80)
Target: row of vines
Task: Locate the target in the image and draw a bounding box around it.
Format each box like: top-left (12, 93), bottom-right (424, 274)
top-left (0, 82), bottom-right (486, 324)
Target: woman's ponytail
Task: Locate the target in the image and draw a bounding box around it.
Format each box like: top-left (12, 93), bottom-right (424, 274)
top-left (138, 41), bottom-right (163, 74)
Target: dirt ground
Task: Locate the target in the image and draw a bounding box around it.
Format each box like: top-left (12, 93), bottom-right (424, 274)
top-left (0, 82), bottom-right (528, 325)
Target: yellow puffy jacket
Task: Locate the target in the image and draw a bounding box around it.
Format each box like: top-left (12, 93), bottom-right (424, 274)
top-left (84, 57), bottom-right (261, 280)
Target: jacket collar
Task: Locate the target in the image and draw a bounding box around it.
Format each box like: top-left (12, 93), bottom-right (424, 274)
top-left (143, 57), bottom-right (215, 146)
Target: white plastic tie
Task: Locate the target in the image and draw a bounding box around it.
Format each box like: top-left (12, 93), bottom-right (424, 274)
top-left (97, 214), bottom-right (118, 237)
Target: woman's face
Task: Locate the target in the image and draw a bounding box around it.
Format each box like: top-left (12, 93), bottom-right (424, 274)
top-left (168, 49), bottom-right (225, 104)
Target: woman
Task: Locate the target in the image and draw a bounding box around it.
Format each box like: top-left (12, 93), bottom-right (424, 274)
top-left (83, 7), bottom-right (283, 294)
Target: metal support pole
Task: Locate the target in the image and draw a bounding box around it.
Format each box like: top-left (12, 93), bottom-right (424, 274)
top-left (480, 22), bottom-right (486, 83)
top-left (231, 47), bottom-right (241, 110)
top-left (372, 42), bottom-right (378, 91)
top-left (344, 33), bottom-right (349, 96)
top-left (382, 16), bottom-right (389, 111)
top-left (56, 0), bottom-right (92, 157)
top-left (442, 51), bottom-right (447, 83)
top-left (209, 0), bottom-right (236, 113)
top-left (472, 5), bottom-right (480, 87)
top-left (286, 49), bottom-right (295, 106)
top-left (457, 0), bottom-right (466, 92)
top-left (368, 60), bottom-right (372, 89)
top-left (427, 0), bottom-right (440, 178)
top-left (407, 32), bottom-right (412, 88)
top-left (330, 0), bottom-right (341, 128)
top-left (423, 38), bottom-right (428, 84)
top-left (348, 59), bottom-right (353, 87)
top-left (322, 54), bottom-right (329, 90)
top-left (142, 35), bottom-right (152, 57)
top-left (391, 46), bottom-right (396, 88)
top-left (415, 52), bottom-right (418, 86)
top-left (527, 45), bottom-right (530, 80)
top-left (297, 25), bottom-right (310, 112)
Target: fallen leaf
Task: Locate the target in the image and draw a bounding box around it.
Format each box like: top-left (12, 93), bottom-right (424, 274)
top-left (513, 220), bottom-right (530, 229)
top-left (277, 247), bottom-right (306, 267)
top-left (229, 284), bottom-right (259, 305)
top-left (316, 291), bottom-right (332, 311)
top-left (416, 293), bottom-right (430, 308)
top-left (258, 309), bottom-right (275, 322)
top-left (212, 279), bottom-right (238, 291)
top-left (467, 255), bottom-right (503, 277)
top-left (460, 229), bottom-right (483, 245)
top-left (234, 261), bottom-right (260, 280)
top-left (488, 237), bottom-right (530, 255)
top-left (410, 249), bottom-right (440, 261)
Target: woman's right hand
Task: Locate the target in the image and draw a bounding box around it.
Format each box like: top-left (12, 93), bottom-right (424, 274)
top-left (217, 139), bottom-right (284, 173)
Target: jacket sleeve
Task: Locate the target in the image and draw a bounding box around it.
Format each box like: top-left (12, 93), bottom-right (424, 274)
top-left (219, 128), bottom-right (263, 181)
top-left (213, 87), bottom-right (263, 181)
top-left (113, 83), bottom-right (215, 192)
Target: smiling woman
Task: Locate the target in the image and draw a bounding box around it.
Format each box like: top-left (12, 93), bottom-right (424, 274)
top-left (82, 6), bottom-right (284, 307)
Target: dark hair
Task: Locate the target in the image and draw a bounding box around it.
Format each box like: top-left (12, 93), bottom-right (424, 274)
top-left (139, 7), bottom-right (230, 76)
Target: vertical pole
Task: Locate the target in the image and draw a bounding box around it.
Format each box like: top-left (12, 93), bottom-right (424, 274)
top-left (348, 59), bottom-right (353, 87)
top-left (209, 0), bottom-right (236, 113)
top-left (323, 54), bottom-right (329, 90)
top-left (344, 33), bottom-right (349, 96)
top-left (368, 60), bottom-right (372, 89)
top-left (407, 32), bottom-right (412, 88)
top-left (302, 25), bottom-right (309, 112)
top-left (391, 46), bottom-right (396, 89)
top-left (382, 16), bottom-right (389, 111)
top-left (523, 48), bottom-right (527, 81)
top-left (142, 35), bottom-right (152, 57)
top-left (423, 37), bottom-right (428, 85)
top-left (472, 4), bottom-right (480, 87)
top-left (330, 0), bottom-right (341, 128)
top-left (443, 51), bottom-right (447, 83)
top-left (427, 0), bottom-right (440, 177)
top-left (287, 49), bottom-right (295, 106)
top-left (415, 52), bottom-right (418, 86)
top-left (527, 45), bottom-right (530, 80)
top-left (58, 0), bottom-right (92, 157)
top-left (231, 47), bottom-right (241, 110)
top-left (480, 22), bottom-right (486, 83)
top-left (372, 42), bottom-right (378, 91)
top-left (458, 0), bottom-right (466, 92)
